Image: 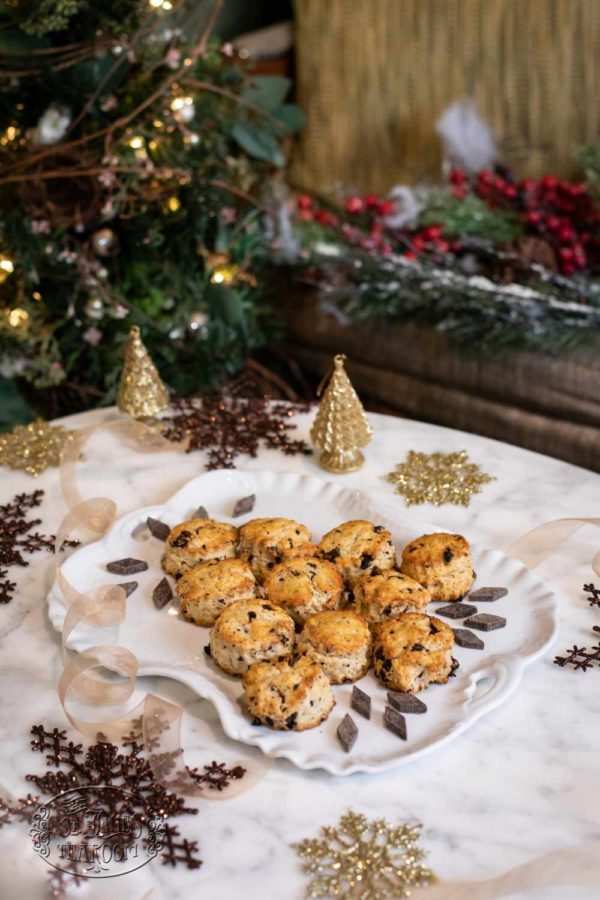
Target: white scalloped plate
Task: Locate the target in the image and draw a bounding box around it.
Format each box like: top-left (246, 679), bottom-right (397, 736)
top-left (48, 470), bottom-right (557, 775)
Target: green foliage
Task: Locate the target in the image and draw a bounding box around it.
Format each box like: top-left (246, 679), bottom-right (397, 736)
top-left (418, 192), bottom-right (522, 243)
top-left (578, 142), bottom-right (600, 201)
top-left (0, 0), bottom-right (303, 411)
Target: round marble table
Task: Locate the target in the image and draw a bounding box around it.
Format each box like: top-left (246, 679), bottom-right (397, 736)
top-left (1, 406), bottom-right (599, 900)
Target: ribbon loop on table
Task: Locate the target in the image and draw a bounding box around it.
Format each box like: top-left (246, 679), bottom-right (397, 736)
top-left (507, 516), bottom-right (600, 575)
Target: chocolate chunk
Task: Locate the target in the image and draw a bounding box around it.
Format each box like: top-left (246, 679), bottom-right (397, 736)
top-left (337, 714), bottom-right (358, 752)
top-left (468, 587), bottom-right (508, 603)
top-left (411, 643), bottom-right (425, 652)
top-left (449, 656), bottom-right (460, 677)
top-left (152, 577), bottom-right (173, 609)
top-left (118, 581), bottom-right (138, 597)
top-left (323, 548), bottom-right (340, 563)
top-left (435, 602), bottom-right (477, 620)
top-left (106, 558), bottom-right (148, 575)
top-left (429, 622), bottom-right (439, 634)
top-left (453, 628), bottom-right (485, 650)
top-left (383, 706), bottom-right (407, 740)
top-left (387, 691), bottom-right (427, 714)
top-left (232, 495), bottom-right (255, 518)
top-left (346, 590), bottom-right (355, 605)
top-left (351, 686), bottom-right (371, 720)
top-left (247, 611), bottom-right (257, 621)
top-left (204, 644), bottom-right (212, 656)
top-left (360, 553), bottom-right (373, 570)
top-left (463, 613), bottom-right (506, 632)
top-left (171, 531), bottom-right (191, 548)
top-left (146, 517), bottom-right (170, 541)
top-left (443, 547), bottom-right (453, 563)
top-left (373, 525), bottom-right (385, 533)
top-left (251, 717), bottom-right (261, 726)
top-left (193, 506), bottom-right (209, 520)
top-left (285, 712), bottom-right (298, 730)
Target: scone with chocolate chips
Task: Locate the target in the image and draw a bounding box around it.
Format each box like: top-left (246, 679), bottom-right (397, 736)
top-left (238, 517), bottom-right (315, 582)
top-left (263, 556), bottom-right (344, 625)
top-left (297, 610), bottom-right (372, 684)
top-left (353, 570), bottom-right (431, 624)
top-left (400, 532), bottom-right (475, 602)
top-left (318, 520), bottom-right (396, 586)
top-left (177, 558), bottom-right (257, 627)
top-left (242, 654), bottom-right (334, 730)
top-left (162, 518), bottom-right (238, 578)
top-left (208, 598), bottom-right (295, 676)
top-left (372, 612), bottom-right (454, 693)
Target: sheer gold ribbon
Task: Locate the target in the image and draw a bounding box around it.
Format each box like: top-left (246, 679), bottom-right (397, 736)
top-left (55, 416), bottom-right (271, 799)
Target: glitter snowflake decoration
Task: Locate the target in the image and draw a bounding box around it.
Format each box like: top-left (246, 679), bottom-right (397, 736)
top-left (0, 420), bottom-right (74, 477)
top-left (294, 810), bottom-right (435, 899)
top-left (384, 450), bottom-right (495, 507)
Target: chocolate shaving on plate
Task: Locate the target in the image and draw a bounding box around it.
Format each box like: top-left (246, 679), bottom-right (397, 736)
top-left (435, 602), bottom-right (477, 620)
top-left (383, 706), bottom-right (407, 740)
top-left (153, 577), bottom-right (173, 609)
top-left (387, 692), bottom-right (427, 714)
top-left (463, 613), bottom-right (506, 632)
top-left (232, 495), bottom-right (255, 518)
top-left (118, 581), bottom-right (139, 598)
top-left (468, 587), bottom-right (508, 603)
top-left (336, 714), bottom-right (358, 752)
top-left (350, 686), bottom-right (371, 720)
top-left (453, 628), bottom-right (485, 650)
top-left (147, 517), bottom-right (171, 541)
top-left (106, 558), bottom-right (148, 575)
top-left (192, 506), bottom-right (209, 520)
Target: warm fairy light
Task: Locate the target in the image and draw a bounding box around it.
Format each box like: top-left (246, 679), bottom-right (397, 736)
top-left (171, 97), bottom-right (191, 112)
top-left (183, 57), bottom-right (192, 67)
top-left (128, 135), bottom-right (144, 150)
top-left (162, 1), bottom-right (173, 9)
top-left (7, 308), bottom-right (29, 328)
top-left (148, 139), bottom-right (158, 150)
top-left (153, 119), bottom-right (164, 129)
top-left (210, 265), bottom-right (238, 285)
top-left (0, 125), bottom-right (19, 146)
top-left (32, 291), bottom-right (42, 301)
top-left (149, 0), bottom-right (163, 6)
top-left (167, 196), bottom-right (181, 212)
top-left (0, 258), bottom-right (14, 274)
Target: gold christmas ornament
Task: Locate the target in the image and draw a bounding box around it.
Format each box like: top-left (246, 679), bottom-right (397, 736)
top-left (91, 227), bottom-right (118, 257)
top-left (385, 449), bottom-right (495, 506)
top-left (294, 810), bottom-right (435, 899)
top-left (0, 419), bottom-right (75, 476)
top-left (310, 354), bottom-right (372, 473)
top-left (117, 325), bottom-right (169, 419)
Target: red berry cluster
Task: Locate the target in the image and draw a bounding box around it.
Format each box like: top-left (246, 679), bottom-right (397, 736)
top-left (296, 193), bottom-right (392, 254)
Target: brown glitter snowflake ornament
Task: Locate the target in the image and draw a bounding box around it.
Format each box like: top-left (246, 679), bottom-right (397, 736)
top-left (385, 450), bottom-right (495, 507)
top-left (294, 810), bottom-right (435, 899)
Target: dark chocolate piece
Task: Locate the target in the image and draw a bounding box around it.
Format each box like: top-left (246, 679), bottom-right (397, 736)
top-left (232, 495), bottom-right (255, 518)
top-left (204, 644), bottom-right (212, 656)
top-left (387, 691), bottom-right (427, 714)
top-left (118, 581), bottom-right (138, 597)
top-left (449, 656), bottom-right (460, 677)
top-left (383, 706), bottom-right (407, 740)
top-left (435, 602), bottom-right (477, 620)
top-left (106, 558), bottom-right (148, 575)
top-left (146, 517), bottom-right (170, 541)
top-left (337, 714), bottom-right (358, 752)
top-left (351, 686), bottom-right (371, 720)
top-left (453, 628), bottom-right (485, 650)
top-left (152, 577), bottom-right (173, 609)
top-left (463, 613), bottom-right (507, 632)
top-left (468, 587), bottom-right (508, 603)
top-left (192, 506), bottom-right (209, 519)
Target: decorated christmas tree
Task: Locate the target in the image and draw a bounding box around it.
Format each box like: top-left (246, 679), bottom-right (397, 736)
top-left (0, 0), bottom-right (303, 419)
top-left (310, 354), bottom-right (372, 473)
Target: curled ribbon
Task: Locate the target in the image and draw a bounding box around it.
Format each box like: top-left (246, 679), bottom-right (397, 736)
top-left (56, 416), bottom-right (271, 799)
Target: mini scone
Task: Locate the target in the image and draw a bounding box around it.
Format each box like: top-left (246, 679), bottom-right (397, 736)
top-left (400, 532), bottom-right (475, 602)
top-left (238, 517), bottom-right (314, 582)
top-left (297, 610), bottom-right (372, 684)
top-left (208, 598), bottom-right (295, 676)
top-left (353, 570), bottom-right (431, 624)
top-left (372, 612), bottom-right (454, 693)
top-left (263, 556), bottom-right (345, 625)
top-left (242, 654), bottom-right (334, 730)
top-left (318, 520), bottom-right (396, 585)
top-left (162, 518), bottom-right (238, 578)
top-left (177, 558), bottom-right (257, 627)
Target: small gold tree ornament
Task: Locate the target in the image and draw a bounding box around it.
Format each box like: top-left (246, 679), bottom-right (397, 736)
top-left (310, 354), bottom-right (372, 473)
top-left (117, 325), bottom-right (170, 419)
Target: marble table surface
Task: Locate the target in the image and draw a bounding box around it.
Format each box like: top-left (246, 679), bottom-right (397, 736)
top-left (1, 405), bottom-right (600, 900)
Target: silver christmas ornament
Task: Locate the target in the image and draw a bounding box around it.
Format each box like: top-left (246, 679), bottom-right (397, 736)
top-left (92, 227), bottom-right (118, 257)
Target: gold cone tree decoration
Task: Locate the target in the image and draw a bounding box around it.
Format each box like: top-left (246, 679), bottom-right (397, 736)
top-left (310, 354), bottom-right (372, 473)
top-left (117, 325), bottom-right (169, 418)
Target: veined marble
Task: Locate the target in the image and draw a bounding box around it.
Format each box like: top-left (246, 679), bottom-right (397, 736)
top-left (1, 406), bottom-right (599, 900)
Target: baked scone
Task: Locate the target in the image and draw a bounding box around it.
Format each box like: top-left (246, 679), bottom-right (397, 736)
top-left (177, 558), bottom-right (257, 627)
top-left (297, 610), bottom-right (372, 684)
top-left (208, 598), bottom-right (295, 676)
top-left (400, 532), bottom-right (475, 602)
top-left (353, 570), bottom-right (431, 624)
top-left (242, 654), bottom-right (334, 730)
top-left (238, 517), bottom-right (314, 582)
top-left (372, 612), bottom-right (454, 693)
top-left (263, 556), bottom-right (344, 625)
top-left (318, 520), bottom-right (396, 585)
top-left (162, 518), bottom-right (238, 578)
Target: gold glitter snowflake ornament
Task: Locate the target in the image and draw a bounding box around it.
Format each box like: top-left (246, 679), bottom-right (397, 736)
top-left (385, 450), bottom-right (495, 507)
top-left (0, 419), bottom-right (75, 476)
top-left (294, 810), bottom-right (435, 899)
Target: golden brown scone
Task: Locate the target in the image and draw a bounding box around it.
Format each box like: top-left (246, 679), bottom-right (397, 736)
top-left (238, 517), bottom-right (314, 582)
top-left (318, 520), bottom-right (396, 586)
top-left (177, 558), bottom-right (257, 627)
top-left (208, 598), bottom-right (295, 676)
top-left (400, 532), bottom-right (475, 602)
top-left (297, 610), bottom-right (372, 684)
top-left (161, 518), bottom-right (238, 578)
top-left (372, 612), bottom-right (454, 693)
top-left (263, 556), bottom-right (344, 625)
top-left (353, 570), bottom-right (431, 624)
top-left (242, 654), bottom-right (334, 730)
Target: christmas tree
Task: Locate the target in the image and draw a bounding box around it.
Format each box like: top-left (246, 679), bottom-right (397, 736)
top-left (310, 354), bottom-right (372, 472)
top-left (0, 0), bottom-right (303, 418)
